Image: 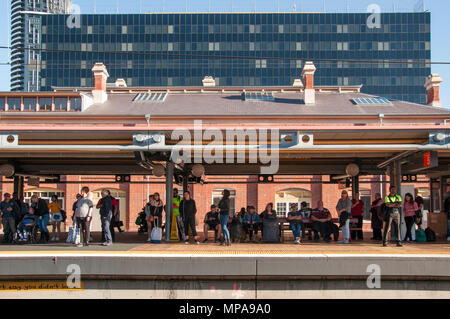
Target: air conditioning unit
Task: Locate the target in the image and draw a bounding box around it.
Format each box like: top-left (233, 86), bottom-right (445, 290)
top-left (0, 134), bottom-right (19, 147)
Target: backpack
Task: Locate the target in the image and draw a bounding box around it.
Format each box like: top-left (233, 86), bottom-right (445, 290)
top-left (425, 227), bottom-right (436, 242)
top-left (380, 203), bottom-right (389, 221)
top-left (415, 228), bottom-right (427, 243)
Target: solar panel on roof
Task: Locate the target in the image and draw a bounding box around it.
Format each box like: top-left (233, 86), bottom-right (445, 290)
top-left (133, 92), bottom-right (168, 102)
top-left (244, 92), bottom-right (275, 102)
top-left (351, 97), bottom-right (391, 105)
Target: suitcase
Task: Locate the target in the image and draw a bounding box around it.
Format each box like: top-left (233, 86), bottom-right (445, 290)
top-left (230, 220), bottom-right (243, 242)
top-left (262, 218), bottom-right (280, 243)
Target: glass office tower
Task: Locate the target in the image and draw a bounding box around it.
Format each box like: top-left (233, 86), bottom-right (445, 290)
top-left (10, 0), bottom-right (72, 91)
top-left (37, 12), bottom-right (430, 104)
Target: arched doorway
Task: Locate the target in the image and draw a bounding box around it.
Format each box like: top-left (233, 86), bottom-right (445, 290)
top-left (91, 189), bottom-right (127, 232)
top-left (275, 189), bottom-right (312, 218)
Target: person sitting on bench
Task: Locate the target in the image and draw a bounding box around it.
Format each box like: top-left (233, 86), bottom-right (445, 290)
top-left (287, 203), bottom-right (302, 244)
top-left (311, 200), bottom-right (333, 243)
top-left (243, 206), bottom-right (260, 243)
top-left (298, 201), bottom-right (313, 240)
top-left (203, 204), bottom-right (221, 243)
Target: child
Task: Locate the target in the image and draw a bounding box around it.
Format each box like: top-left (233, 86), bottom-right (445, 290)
top-left (17, 207), bottom-right (38, 241)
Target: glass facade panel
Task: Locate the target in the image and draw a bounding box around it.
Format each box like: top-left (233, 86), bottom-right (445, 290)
top-left (0, 97), bottom-right (5, 111)
top-left (37, 12), bottom-right (431, 104)
top-left (54, 97), bottom-right (67, 111)
top-left (39, 97), bottom-right (52, 111)
top-left (7, 97), bottom-right (21, 111)
top-left (23, 97), bottom-right (37, 111)
top-left (69, 97), bottom-right (82, 111)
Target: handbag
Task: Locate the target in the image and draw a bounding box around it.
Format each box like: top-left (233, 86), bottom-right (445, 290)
top-left (338, 211), bottom-right (349, 227)
top-left (150, 217), bottom-right (162, 243)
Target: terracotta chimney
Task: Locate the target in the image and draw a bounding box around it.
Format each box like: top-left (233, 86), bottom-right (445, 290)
top-left (301, 61), bottom-right (316, 105)
top-left (92, 63), bottom-right (109, 104)
top-left (425, 74), bottom-right (443, 107)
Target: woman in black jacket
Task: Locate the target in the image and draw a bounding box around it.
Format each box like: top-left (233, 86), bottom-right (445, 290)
top-left (180, 191), bottom-right (199, 244)
top-left (218, 189), bottom-right (231, 246)
top-left (144, 193), bottom-right (164, 243)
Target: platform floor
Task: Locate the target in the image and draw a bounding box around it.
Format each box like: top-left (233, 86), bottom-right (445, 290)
top-left (0, 231), bottom-right (448, 255)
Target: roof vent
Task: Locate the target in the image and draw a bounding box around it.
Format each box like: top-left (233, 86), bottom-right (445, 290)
top-left (202, 76), bottom-right (216, 87)
top-left (133, 92), bottom-right (168, 102)
top-left (351, 97), bottom-right (391, 105)
top-left (244, 92), bottom-right (275, 102)
top-left (292, 79), bottom-right (304, 88)
top-left (115, 78), bottom-right (127, 88)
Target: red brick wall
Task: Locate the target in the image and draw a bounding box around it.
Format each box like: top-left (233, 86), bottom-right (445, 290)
top-left (0, 175), bottom-right (429, 232)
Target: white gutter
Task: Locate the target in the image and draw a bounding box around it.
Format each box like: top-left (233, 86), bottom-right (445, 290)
top-left (1, 143), bottom-right (449, 152)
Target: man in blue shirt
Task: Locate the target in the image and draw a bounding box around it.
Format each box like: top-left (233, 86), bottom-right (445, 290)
top-left (243, 206), bottom-right (261, 243)
top-left (287, 203), bottom-right (302, 244)
top-left (1, 193), bottom-right (20, 243)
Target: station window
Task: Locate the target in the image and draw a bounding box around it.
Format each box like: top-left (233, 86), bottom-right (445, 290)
top-left (212, 189), bottom-right (236, 214)
top-left (39, 97), bottom-right (52, 111)
top-left (7, 97), bottom-right (21, 111)
top-left (54, 97), bottom-right (67, 111)
top-left (23, 98), bottom-right (37, 111)
top-left (0, 97), bottom-right (5, 111)
top-left (70, 97), bottom-right (82, 111)
top-left (275, 189), bottom-right (312, 218)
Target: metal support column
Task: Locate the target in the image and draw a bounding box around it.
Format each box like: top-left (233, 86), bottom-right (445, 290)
top-left (391, 160), bottom-right (402, 241)
top-left (13, 176), bottom-right (24, 199)
top-left (440, 176), bottom-right (448, 212)
top-left (351, 175), bottom-right (359, 198)
top-left (165, 162), bottom-right (174, 242)
top-left (394, 161), bottom-right (402, 196)
top-left (182, 173), bottom-right (189, 195)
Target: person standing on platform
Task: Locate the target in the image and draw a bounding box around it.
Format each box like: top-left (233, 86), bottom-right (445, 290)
top-left (1, 193), bottom-right (19, 244)
top-left (403, 193), bottom-right (418, 243)
top-left (172, 188), bottom-right (185, 242)
top-left (414, 188), bottom-right (424, 228)
top-left (445, 191), bottom-right (450, 242)
top-left (31, 194), bottom-right (50, 244)
top-left (336, 190), bottom-right (352, 244)
top-left (218, 189), bottom-right (231, 246)
top-left (75, 187), bottom-right (94, 247)
top-left (383, 186), bottom-right (403, 247)
top-left (48, 194), bottom-right (63, 242)
top-left (97, 189), bottom-right (114, 246)
top-left (370, 193), bottom-right (383, 241)
top-left (351, 192), bottom-right (365, 240)
top-left (180, 191), bottom-right (199, 245)
top-left (145, 192), bottom-right (164, 242)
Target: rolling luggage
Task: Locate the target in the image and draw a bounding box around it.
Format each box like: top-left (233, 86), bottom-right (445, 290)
top-left (262, 218), bottom-right (280, 243)
top-left (150, 217), bottom-right (162, 243)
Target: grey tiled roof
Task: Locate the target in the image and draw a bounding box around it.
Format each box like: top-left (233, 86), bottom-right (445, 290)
top-left (83, 91), bottom-right (450, 116)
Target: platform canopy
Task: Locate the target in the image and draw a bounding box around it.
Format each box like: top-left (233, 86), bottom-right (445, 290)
top-left (1, 85), bottom-right (450, 179)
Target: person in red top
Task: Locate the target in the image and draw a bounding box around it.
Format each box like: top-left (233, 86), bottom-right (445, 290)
top-left (351, 192), bottom-right (365, 240)
top-left (311, 200), bottom-right (333, 243)
top-left (403, 193), bottom-right (419, 242)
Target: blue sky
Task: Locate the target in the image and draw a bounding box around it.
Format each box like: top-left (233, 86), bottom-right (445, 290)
top-left (0, 0), bottom-right (449, 106)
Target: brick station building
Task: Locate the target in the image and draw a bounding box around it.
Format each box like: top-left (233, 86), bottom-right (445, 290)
top-left (0, 62), bottom-right (449, 237)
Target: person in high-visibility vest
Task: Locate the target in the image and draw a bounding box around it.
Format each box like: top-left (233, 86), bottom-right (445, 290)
top-left (171, 188), bottom-right (185, 242)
